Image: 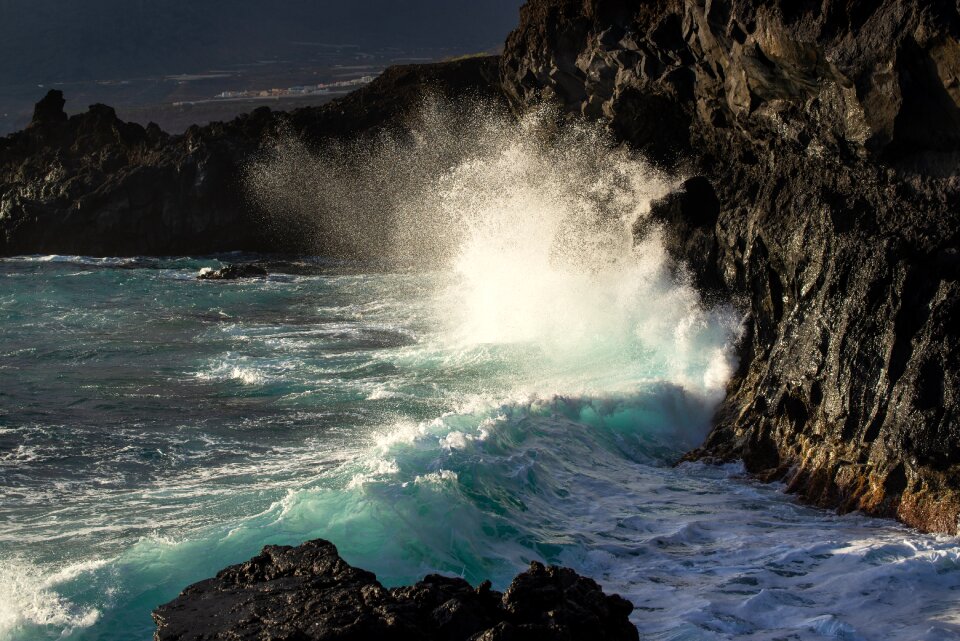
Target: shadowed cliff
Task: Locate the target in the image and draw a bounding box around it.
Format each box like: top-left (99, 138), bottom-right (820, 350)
top-left (500, 0), bottom-right (960, 533)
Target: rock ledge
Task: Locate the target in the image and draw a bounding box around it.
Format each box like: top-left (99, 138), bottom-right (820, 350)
top-left (153, 539), bottom-right (639, 641)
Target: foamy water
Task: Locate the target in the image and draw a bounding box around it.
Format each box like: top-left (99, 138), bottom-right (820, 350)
top-left (2, 104), bottom-right (959, 641)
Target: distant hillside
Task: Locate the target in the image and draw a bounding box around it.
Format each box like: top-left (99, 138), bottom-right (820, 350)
top-left (0, 0), bottom-right (523, 85)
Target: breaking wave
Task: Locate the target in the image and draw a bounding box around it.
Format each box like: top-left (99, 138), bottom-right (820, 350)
top-left (3, 100), bottom-right (957, 641)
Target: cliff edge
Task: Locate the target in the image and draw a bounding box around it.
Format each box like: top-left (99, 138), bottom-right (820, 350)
top-left (501, 0), bottom-right (960, 533)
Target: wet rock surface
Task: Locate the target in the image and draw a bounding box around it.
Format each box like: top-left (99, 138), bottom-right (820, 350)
top-left (0, 56), bottom-right (503, 257)
top-left (152, 539), bottom-right (639, 641)
top-left (501, 0), bottom-right (960, 533)
top-left (197, 263), bottom-right (268, 280)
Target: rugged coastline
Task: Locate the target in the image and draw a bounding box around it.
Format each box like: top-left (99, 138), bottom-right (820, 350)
top-left (3, 2), bottom-right (960, 638)
top-left (500, 0), bottom-right (960, 534)
top-left (4, 0), bottom-right (955, 535)
top-left (0, 56), bottom-right (502, 257)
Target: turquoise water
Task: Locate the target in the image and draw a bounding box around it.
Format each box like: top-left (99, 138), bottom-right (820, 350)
top-left (2, 254), bottom-right (959, 641)
top-left (3, 102), bottom-right (960, 641)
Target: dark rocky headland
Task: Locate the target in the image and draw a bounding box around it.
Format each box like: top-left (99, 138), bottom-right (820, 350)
top-left (0, 56), bottom-right (503, 257)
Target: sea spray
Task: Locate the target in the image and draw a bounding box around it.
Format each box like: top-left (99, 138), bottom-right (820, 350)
top-left (0, 559), bottom-right (103, 639)
top-left (248, 101), bottom-right (663, 262)
top-left (247, 99), bottom-right (742, 397)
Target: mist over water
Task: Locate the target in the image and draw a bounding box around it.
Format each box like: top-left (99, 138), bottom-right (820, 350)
top-left (2, 102), bottom-right (959, 641)
top-left (248, 100), bottom-right (740, 396)
top-left (248, 101), bottom-right (661, 261)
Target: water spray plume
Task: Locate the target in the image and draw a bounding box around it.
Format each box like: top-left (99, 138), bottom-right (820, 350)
top-left (247, 98), bottom-right (742, 398)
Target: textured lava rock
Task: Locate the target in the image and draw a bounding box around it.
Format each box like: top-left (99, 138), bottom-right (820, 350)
top-left (197, 263), bottom-right (268, 280)
top-left (152, 539), bottom-right (639, 641)
top-left (501, 0), bottom-right (960, 533)
top-left (0, 56), bottom-right (503, 257)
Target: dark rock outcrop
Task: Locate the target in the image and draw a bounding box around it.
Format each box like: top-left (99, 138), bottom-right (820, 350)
top-left (152, 539), bottom-right (639, 641)
top-left (0, 56), bottom-right (503, 257)
top-left (197, 263), bottom-right (268, 280)
top-left (29, 90), bottom-right (68, 127)
top-left (501, 0), bottom-right (960, 533)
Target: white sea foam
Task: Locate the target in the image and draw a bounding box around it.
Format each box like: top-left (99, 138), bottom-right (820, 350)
top-left (250, 100), bottom-right (743, 407)
top-left (0, 558), bottom-right (105, 641)
top-left (230, 367), bottom-right (265, 385)
top-left (195, 358), bottom-right (267, 385)
top-left (414, 470), bottom-right (458, 485)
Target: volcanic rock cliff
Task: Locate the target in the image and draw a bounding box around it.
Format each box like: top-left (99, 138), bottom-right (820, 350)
top-left (500, 0), bottom-right (960, 533)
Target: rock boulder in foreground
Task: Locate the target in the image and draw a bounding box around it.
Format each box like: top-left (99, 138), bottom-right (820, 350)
top-left (152, 539), bottom-right (638, 641)
top-left (197, 264), bottom-right (268, 280)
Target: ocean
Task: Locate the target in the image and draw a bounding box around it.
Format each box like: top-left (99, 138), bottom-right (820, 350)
top-left (2, 104), bottom-right (959, 641)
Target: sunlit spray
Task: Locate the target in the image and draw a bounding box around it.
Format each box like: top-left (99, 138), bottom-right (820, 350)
top-left (246, 99), bottom-right (742, 400)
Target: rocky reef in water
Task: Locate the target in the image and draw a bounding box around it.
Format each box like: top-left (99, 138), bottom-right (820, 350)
top-left (0, 56), bottom-right (502, 257)
top-left (500, 0), bottom-right (960, 533)
top-left (152, 539), bottom-right (639, 641)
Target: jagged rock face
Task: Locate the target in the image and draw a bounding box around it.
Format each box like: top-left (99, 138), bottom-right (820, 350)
top-left (501, 0), bottom-right (960, 533)
top-left (152, 539), bottom-right (639, 641)
top-left (0, 57), bottom-right (503, 257)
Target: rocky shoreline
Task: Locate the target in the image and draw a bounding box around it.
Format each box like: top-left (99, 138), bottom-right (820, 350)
top-left (2, 6), bottom-right (958, 637)
top-left (152, 539), bottom-right (639, 641)
top-left (3, 2), bottom-right (958, 638)
top-left (500, 0), bottom-right (960, 535)
top-left (6, 0), bottom-right (954, 536)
